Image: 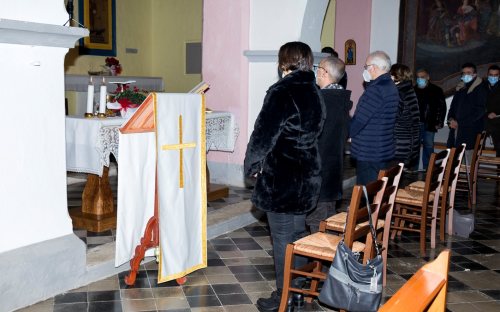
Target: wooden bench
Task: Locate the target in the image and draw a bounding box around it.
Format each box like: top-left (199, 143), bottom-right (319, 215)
top-left (378, 249), bottom-right (450, 312)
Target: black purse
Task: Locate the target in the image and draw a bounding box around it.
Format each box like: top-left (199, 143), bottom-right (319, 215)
top-left (318, 186), bottom-right (383, 312)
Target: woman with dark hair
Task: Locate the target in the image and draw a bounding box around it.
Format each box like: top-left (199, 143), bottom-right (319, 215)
top-left (244, 41), bottom-right (325, 311)
top-left (390, 64), bottom-right (421, 169)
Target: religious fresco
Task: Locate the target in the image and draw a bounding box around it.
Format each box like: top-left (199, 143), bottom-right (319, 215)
top-left (400, 0), bottom-right (500, 93)
top-left (416, 0), bottom-right (500, 79)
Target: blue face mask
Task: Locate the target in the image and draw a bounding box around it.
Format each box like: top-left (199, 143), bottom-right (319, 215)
top-left (461, 74), bottom-right (474, 84)
top-left (488, 76), bottom-right (499, 86)
top-left (416, 78), bottom-right (427, 88)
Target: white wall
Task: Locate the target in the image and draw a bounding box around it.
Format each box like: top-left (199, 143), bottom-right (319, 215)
top-left (0, 1), bottom-right (76, 253)
top-left (247, 0), bottom-right (328, 138)
top-left (369, 0), bottom-right (400, 63)
top-left (0, 0), bottom-right (67, 25)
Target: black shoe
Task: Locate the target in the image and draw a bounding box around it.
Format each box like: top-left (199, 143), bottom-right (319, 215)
top-left (257, 290), bottom-right (294, 312)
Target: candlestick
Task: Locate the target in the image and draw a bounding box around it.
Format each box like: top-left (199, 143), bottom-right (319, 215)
top-left (99, 78), bottom-right (107, 117)
top-left (86, 76), bottom-right (94, 116)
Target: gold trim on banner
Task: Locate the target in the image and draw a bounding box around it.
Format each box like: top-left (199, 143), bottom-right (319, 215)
top-left (200, 94), bottom-right (208, 268)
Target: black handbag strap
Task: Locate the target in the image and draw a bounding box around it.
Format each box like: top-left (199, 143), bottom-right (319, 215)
top-left (362, 185), bottom-right (381, 256)
top-left (341, 185), bottom-right (381, 256)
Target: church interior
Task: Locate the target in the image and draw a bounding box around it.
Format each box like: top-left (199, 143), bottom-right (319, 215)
top-left (1, 0), bottom-right (500, 311)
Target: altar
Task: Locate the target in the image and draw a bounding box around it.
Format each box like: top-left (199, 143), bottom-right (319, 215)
top-left (65, 112), bottom-right (239, 232)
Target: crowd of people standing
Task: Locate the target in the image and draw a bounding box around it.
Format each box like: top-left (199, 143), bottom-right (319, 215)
top-left (243, 40), bottom-right (500, 312)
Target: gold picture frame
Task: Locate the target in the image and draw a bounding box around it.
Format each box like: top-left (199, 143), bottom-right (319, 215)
top-left (79, 0), bottom-right (116, 56)
top-left (345, 39), bottom-right (356, 65)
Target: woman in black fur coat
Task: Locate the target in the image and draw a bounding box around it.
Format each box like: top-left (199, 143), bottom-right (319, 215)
top-left (390, 64), bottom-right (421, 169)
top-left (244, 41), bottom-right (325, 311)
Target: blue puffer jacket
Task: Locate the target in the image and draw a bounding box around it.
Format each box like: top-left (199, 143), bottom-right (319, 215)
top-left (350, 73), bottom-right (399, 162)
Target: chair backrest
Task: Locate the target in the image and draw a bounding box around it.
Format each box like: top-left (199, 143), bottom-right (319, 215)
top-left (469, 131), bottom-right (486, 185)
top-left (423, 149), bottom-right (450, 206)
top-left (377, 163), bottom-right (404, 220)
top-left (344, 178), bottom-right (387, 250)
top-left (378, 250), bottom-right (450, 312)
top-left (445, 144), bottom-right (466, 205)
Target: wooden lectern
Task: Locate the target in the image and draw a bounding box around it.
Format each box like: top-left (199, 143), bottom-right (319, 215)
top-left (119, 93), bottom-right (207, 286)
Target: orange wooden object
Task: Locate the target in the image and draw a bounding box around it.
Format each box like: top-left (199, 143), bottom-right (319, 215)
top-left (378, 250), bottom-right (450, 312)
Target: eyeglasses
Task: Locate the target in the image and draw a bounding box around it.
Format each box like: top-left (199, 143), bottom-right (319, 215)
top-left (364, 64), bottom-right (374, 70)
top-left (317, 66), bottom-right (327, 73)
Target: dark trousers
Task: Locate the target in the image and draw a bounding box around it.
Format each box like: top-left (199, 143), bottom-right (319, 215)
top-left (491, 132), bottom-right (500, 157)
top-left (356, 160), bottom-right (390, 185)
top-left (306, 201), bottom-right (337, 233)
top-left (266, 212), bottom-right (308, 290)
top-left (420, 123), bottom-right (436, 169)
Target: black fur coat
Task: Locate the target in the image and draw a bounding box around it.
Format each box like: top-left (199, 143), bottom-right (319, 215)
top-left (244, 70), bottom-right (325, 214)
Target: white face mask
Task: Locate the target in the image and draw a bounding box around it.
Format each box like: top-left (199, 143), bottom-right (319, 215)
top-left (362, 69), bottom-right (371, 82)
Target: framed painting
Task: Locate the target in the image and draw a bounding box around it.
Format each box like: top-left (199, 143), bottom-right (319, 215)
top-left (78, 0), bottom-right (116, 56)
top-left (344, 39), bottom-right (356, 65)
top-left (398, 0), bottom-right (500, 95)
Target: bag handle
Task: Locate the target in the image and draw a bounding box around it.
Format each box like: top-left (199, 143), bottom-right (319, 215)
top-left (362, 185), bottom-right (381, 256)
top-left (341, 185), bottom-right (381, 256)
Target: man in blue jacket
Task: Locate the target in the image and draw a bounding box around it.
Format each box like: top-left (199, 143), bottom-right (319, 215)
top-left (350, 51), bottom-right (399, 185)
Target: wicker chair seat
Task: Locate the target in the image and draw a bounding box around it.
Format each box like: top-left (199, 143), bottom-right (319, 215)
top-left (395, 188), bottom-right (435, 206)
top-left (406, 181), bottom-right (448, 195)
top-left (325, 212), bottom-right (385, 232)
top-left (293, 232), bottom-right (365, 258)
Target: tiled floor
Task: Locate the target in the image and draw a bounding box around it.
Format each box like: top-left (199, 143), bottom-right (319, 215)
top-left (68, 170), bottom-right (254, 249)
top-left (20, 165), bottom-right (500, 311)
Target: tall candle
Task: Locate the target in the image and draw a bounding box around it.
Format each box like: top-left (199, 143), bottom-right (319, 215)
top-left (86, 77), bottom-right (94, 114)
top-left (99, 78), bottom-right (107, 114)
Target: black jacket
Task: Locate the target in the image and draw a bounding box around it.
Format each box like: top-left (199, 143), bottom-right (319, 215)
top-left (485, 82), bottom-right (500, 136)
top-left (318, 88), bottom-right (352, 202)
top-left (394, 81), bottom-right (421, 165)
top-left (415, 82), bottom-right (446, 132)
top-left (447, 77), bottom-right (487, 149)
top-left (244, 70), bottom-right (325, 214)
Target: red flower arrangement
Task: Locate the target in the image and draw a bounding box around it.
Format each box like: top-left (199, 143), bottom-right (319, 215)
top-left (112, 84), bottom-right (148, 110)
top-left (105, 57), bottom-right (122, 75)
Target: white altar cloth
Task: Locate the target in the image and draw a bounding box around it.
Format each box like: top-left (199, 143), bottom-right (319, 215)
top-left (65, 112), bottom-right (239, 177)
top-left (65, 117), bottom-right (124, 176)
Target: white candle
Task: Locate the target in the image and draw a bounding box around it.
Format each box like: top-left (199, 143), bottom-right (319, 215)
top-left (86, 77), bottom-right (94, 114)
top-left (99, 78), bottom-right (107, 114)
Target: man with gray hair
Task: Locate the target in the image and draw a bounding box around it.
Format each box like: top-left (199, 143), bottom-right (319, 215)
top-left (350, 51), bottom-right (399, 185)
top-left (307, 56), bottom-right (352, 232)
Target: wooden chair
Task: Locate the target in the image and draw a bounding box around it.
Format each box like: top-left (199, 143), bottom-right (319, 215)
top-left (476, 133), bottom-right (500, 185)
top-left (320, 163), bottom-right (404, 286)
top-left (391, 149), bottom-right (450, 255)
top-left (456, 132), bottom-right (486, 206)
top-left (278, 179), bottom-right (387, 312)
top-left (378, 249), bottom-right (450, 312)
top-left (406, 144), bottom-right (466, 241)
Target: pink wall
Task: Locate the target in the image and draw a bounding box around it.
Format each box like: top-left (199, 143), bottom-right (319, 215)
top-left (202, 0), bottom-right (250, 164)
top-left (334, 0), bottom-right (372, 108)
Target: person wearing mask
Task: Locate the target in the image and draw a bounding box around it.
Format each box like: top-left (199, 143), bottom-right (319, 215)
top-left (350, 51), bottom-right (399, 185)
top-left (306, 56), bottom-right (352, 233)
top-left (415, 69), bottom-right (447, 171)
top-left (244, 41), bottom-right (325, 312)
top-left (485, 64), bottom-right (500, 156)
top-left (321, 46), bottom-right (348, 89)
top-left (447, 62), bottom-right (488, 162)
top-left (391, 64), bottom-right (421, 171)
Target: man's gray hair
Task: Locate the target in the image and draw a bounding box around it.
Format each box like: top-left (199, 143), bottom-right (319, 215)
top-left (322, 56), bottom-right (345, 83)
top-left (368, 51), bottom-right (391, 72)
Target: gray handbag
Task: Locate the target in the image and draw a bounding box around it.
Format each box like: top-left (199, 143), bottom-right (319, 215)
top-left (318, 186), bottom-right (383, 312)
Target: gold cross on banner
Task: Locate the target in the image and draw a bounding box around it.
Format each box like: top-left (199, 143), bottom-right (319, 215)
top-left (161, 115), bottom-right (196, 188)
